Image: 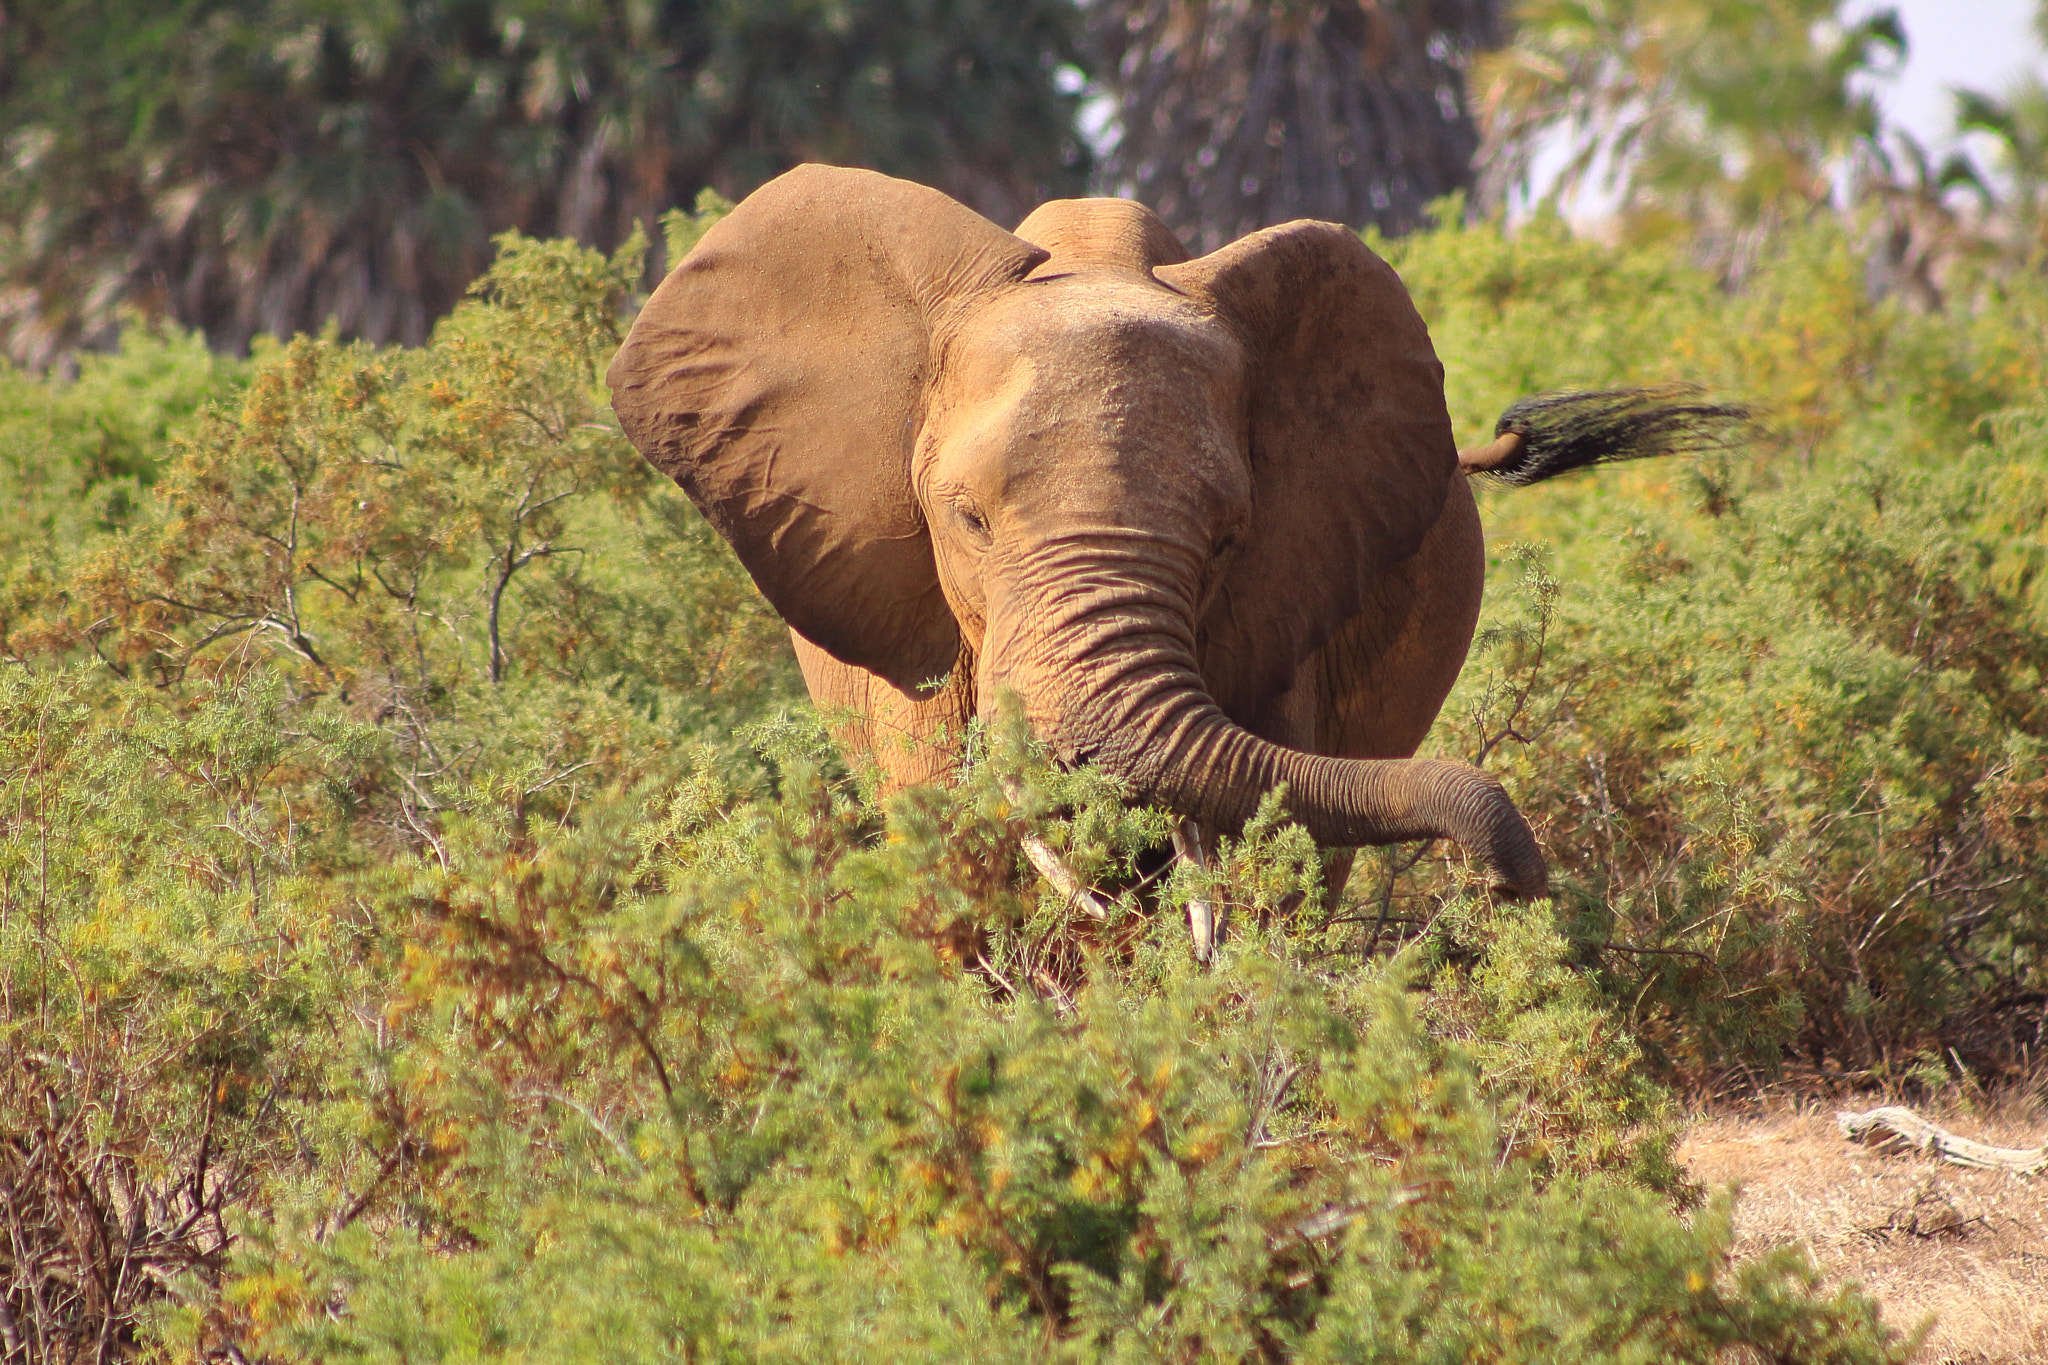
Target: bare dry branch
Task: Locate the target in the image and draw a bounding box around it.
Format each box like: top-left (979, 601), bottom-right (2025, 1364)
top-left (1838, 1106), bottom-right (2046, 1176)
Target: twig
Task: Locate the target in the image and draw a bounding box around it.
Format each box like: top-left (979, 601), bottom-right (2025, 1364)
top-left (1251, 1130), bottom-right (1324, 1150)
top-left (1268, 1186), bottom-right (1425, 1249)
top-left (1017, 832), bottom-right (1111, 920)
top-left (534, 1090), bottom-right (640, 1169)
top-left (522, 762), bottom-right (597, 797)
top-left (1278, 1202), bottom-right (1367, 1243)
top-left (1592, 940), bottom-right (1716, 965)
top-left (1031, 970), bottom-right (1077, 1018)
top-left (1244, 1055), bottom-right (1302, 1151)
top-left (975, 953), bottom-right (1021, 1002)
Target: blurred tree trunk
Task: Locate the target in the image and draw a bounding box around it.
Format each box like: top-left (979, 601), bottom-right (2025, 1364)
top-left (1086, 0), bottom-right (1504, 254)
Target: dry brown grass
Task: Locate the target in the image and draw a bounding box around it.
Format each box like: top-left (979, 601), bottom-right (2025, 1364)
top-left (1681, 1095), bottom-right (2048, 1365)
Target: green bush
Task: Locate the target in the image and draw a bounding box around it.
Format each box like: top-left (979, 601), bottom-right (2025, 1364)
top-left (0, 319), bottom-right (245, 663)
top-left (1315, 210), bottom-right (2048, 1084)
top-left (14, 205), bottom-right (2047, 1358)
top-left (0, 662), bottom-right (1907, 1361)
top-left (1381, 208), bottom-right (2048, 467)
top-left (203, 730), bottom-right (1900, 1364)
top-left (0, 228), bottom-right (803, 1358)
top-left (1415, 448), bottom-right (2048, 1081)
top-left (0, 667), bottom-right (370, 1359)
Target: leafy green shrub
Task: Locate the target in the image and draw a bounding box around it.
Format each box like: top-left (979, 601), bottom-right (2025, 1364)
top-left (1374, 422), bottom-right (2048, 1085)
top-left (0, 320), bottom-right (245, 663)
top-left (0, 667), bottom-right (371, 1360)
top-left (1382, 209), bottom-right (2048, 467)
top-left (1254, 208), bottom-right (2048, 1086)
top-left (0, 225), bottom-right (804, 1358)
top-left (12, 201), bottom-right (2048, 1358)
top-left (8, 229), bottom-right (799, 851)
top-left (203, 730), bottom-right (1903, 1365)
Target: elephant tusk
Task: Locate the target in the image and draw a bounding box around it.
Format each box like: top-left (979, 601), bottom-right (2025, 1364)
top-left (1002, 779), bottom-right (1113, 920)
top-left (1019, 831), bottom-right (1112, 920)
top-left (1173, 817), bottom-right (1218, 963)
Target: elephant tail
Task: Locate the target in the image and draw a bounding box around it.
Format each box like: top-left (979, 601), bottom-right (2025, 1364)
top-left (1457, 384), bottom-right (1751, 487)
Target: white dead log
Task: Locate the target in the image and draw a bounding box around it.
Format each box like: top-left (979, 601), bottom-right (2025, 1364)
top-left (1836, 1105), bottom-right (2046, 1176)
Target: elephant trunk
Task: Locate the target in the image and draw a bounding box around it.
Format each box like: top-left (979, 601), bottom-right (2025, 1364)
top-left (1142, 723), bottom-right (1548, 897)
top-left (980, 555), bottom-right (1547, 898)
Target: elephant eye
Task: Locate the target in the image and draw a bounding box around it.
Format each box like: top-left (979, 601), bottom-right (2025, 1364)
top-left (1213, 533), bottom-right (1238, 560)
top-left (954, 501), bottom-right (990, 539)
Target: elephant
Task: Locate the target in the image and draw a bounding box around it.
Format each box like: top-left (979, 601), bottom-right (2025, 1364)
top-left (607, 164), bottom-right (1739, 916)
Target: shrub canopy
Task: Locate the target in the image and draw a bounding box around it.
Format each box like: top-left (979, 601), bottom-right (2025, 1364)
top-left (8, 202), bottom-right (2044, 1359)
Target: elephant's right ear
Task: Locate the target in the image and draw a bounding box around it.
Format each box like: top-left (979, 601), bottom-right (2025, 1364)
top-left (607, 165), bottom-right (1046, 694)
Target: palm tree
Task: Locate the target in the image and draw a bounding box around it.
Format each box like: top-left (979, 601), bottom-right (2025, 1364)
top-left (1858, 129), bottom-right (1987, 312)
top-left (1472, 0), bottom-right (1904, 241)
top-left (1085, 0), bottom-right (1505, 254)
top-left (1954, 78), bottom-right (2048, 261)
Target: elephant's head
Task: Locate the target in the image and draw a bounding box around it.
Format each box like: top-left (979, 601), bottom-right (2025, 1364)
top-left (608, 165), bottom-right (1543, 895)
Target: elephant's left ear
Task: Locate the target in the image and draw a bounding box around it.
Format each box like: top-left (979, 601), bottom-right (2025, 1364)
top-left (1157, 223), bottom-right (1458, 707)
top-left (606, 165), bottom-right (1047, 696)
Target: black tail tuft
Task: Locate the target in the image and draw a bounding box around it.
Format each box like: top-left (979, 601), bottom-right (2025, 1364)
top-left (1481, 385), bottom-right (1752, 488)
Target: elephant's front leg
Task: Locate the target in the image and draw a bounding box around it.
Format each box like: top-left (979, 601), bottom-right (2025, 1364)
top-left (790, 631), bottom-right (977, 793)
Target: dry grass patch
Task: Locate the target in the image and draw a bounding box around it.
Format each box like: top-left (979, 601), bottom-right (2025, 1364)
top-left (1681, 1098), bottom-right (2048, 1365)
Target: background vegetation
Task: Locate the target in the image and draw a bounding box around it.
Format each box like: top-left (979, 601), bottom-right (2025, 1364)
top-left (5, 0), bottom-right (2048, 1361)
top-left (0, 0), bottom-right (1094, 363)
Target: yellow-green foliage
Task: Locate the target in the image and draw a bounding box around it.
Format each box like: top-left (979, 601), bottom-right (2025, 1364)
top-left (11, 208), bottom-right (2041, 1360)
top-left (0, 668), bottom-right (375, 1359)
top-left (0, 232), bottom-right (800, 1359)
top-left (1351, 213), bottom-right (2048, 1084)
top-left (0, 321), bottom-right (245, 658)
top-left (1383, 206), bottom-right (2048, 472)
top-left (197, 731), bottom-right (1899, 1364)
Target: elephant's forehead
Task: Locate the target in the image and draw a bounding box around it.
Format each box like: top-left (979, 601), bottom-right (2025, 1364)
top-left (923, 276), bottom-right (1251, 515)
top-left (932, 277), bottom-right (1246, 471)
top-left (950, 275), bottom-right (1242, 383)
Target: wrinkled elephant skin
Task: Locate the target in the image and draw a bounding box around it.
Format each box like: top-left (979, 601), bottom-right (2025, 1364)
top-left (608, 165), bottom-right (1547, 898)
